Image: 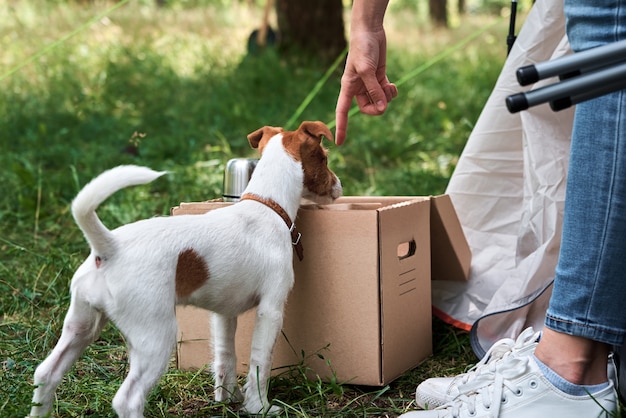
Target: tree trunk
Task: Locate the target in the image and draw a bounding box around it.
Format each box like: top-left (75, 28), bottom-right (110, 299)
top-left (429, 0), bottom-right (448, 27)
top-left (275, 0), bottom-right (346, 62)
top-left (458, 0), bottom-right (466, 15)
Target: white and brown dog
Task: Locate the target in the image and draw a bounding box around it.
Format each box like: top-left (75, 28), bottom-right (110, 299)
top-left (29, 121), bottom-right (342, 417)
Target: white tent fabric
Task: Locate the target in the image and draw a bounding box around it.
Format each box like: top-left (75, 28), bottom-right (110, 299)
top-left (433, 0), bottom-right (574, 356)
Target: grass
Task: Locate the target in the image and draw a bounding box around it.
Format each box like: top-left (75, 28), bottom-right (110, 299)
top-left (0, 1), bottom-right (540, 416)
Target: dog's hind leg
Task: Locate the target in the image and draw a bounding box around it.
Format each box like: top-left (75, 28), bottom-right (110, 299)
top-left (111, 317), bottom-right (177, 418)
top-left (212, 313), bottom-right (243, 403)
top-left (29, 295), bottom-right (107, 417)
top-left (242, 303), bottom-right (284, 415)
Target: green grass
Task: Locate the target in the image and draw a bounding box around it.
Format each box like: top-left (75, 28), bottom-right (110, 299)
top-left (0, 1), bottom-right (533, 416)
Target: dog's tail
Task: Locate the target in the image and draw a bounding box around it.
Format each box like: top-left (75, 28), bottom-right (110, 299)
top-left (72, 165), bottom-right (167, 257)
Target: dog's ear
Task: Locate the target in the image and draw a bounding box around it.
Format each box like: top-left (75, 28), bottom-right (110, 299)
top-left (298, 121), bottom-right (333, 143)
top-left (247, 126), bottom-right (284, 149)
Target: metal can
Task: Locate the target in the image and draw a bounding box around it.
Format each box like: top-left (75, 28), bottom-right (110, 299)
top-left (222, 158), bottom-right (258, 202)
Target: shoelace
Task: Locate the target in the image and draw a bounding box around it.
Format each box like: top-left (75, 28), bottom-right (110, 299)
top-left (450, 328), bottom-right (540, 389)
top-left (443, 356), bottom-right (532, 418)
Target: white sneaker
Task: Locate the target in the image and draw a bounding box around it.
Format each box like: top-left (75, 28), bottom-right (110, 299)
top-left (415, 327), bottom-right (541, 409)
top-left (400, 355), bottom-right (618, 417)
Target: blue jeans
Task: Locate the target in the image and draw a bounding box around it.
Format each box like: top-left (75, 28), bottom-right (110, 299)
top-left (545, 0), bottom-right (626, 346)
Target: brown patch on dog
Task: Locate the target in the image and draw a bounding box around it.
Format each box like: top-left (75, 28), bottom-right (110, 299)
top-left (247, 126), bottom-right (284, 154)
top-left (282, 121), bottom-right (337, 197)
top-left (175, 249), bottom-right (210, 298)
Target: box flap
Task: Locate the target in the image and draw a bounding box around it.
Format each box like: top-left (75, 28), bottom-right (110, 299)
top-left (430, 195), bottom-right (471, 281)
top-left (335, 196), bottom-right (429, 207)
top-left (301, 202), bottom-right (384, 211)
top-left (170, 200), bottom-right (232, 215)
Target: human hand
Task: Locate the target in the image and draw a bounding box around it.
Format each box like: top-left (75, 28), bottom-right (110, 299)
top-left (335, 26), bottom-right (397, 145)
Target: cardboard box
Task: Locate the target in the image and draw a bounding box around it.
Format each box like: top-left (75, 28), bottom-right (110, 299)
top-left (172, 195), bottom-right (469, 386)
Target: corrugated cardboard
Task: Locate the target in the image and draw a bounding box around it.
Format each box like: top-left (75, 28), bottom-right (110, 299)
top-left (172, 195), bottom-right (469, 386)
top-left (430, 195), bottom-right (472, 281)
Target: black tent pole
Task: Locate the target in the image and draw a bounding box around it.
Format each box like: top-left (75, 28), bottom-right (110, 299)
top-left (507, 0), bottom-right (518, 55)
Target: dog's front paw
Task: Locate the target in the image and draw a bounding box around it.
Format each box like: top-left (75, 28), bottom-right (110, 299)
top-left (241, 398), bottom-right (281, 416)
top-left (215, 384), bottom-right (244, 404)
top-left (265, 404), bottom-right (283, 415)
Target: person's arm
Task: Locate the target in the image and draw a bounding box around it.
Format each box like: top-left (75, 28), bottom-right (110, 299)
top-left (334, 0), bottom-right (397, 145)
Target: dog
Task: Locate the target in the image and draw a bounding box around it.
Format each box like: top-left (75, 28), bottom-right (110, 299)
top-left (29, 121), bottom-right (342, 417)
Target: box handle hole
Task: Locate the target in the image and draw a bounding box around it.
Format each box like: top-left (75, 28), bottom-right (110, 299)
top-left (397, 239), bottom-right (416, 260)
